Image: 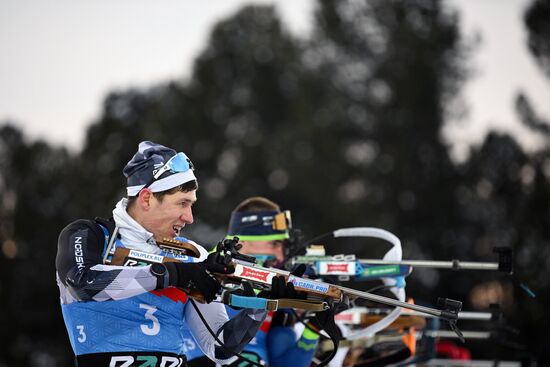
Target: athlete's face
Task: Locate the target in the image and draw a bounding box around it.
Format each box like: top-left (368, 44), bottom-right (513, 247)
top-left (239, 239), bottom-right (285, 263)
top-left (140, 189), bottom-right (196, 240)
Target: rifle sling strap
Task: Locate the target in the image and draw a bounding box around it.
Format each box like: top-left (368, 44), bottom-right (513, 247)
top-left (226, 294), bottom-right (328, 312)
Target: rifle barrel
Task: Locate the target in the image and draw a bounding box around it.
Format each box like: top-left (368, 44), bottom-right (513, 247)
top-left (357, 258), bottom-right (499, 270)
top-left (337, 285), bottom-right (457, 319)
top-left (374, 309), bottom-right (491, 320)
top-left (424, 330), bottom-right (491, 339)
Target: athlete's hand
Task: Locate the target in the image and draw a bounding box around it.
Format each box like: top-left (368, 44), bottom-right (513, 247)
top-left (202, 250), bottom-right (235, 274)
top-left (259, 264), bottom-right (308, 300)
top-left (164, 262), bottom-right (221, 303)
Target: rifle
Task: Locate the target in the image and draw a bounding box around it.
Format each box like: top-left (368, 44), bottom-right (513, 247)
top-left (289, 242), bottom-right (514, 277)
top-left (106, 236), bottom-right (464, 332)
top-left (214, 238), bottom-right (463, 331)
top-left (103, 235), bottom-right (465, 367)
top-left (287, 227), bottom-right (535, 298)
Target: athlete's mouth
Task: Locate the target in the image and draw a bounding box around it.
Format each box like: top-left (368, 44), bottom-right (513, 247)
top-left (172, 225), bottom-right (183, 236)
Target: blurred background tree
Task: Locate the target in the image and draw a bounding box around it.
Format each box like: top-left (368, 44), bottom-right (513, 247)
top-left (0, 124), bottom-right (76, 366)
top-left (0, 0), bottom-right (547, 365)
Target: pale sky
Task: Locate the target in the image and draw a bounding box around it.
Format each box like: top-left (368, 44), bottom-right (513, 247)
top-left (1, 0), bottom-right (549, 159)
top-left (446, 0), bottom-right (550, 161)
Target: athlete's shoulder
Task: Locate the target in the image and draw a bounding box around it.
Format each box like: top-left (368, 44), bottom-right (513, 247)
top-left (60, 218), bottom-right (98, 233)
top-left (58, 218), bottom-right (105, 244)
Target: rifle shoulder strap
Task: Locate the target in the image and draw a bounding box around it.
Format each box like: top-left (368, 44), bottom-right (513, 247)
top-left (315, 308), bottom-right (342, 367)
top-left (92, 217), bottom-right (117, 260)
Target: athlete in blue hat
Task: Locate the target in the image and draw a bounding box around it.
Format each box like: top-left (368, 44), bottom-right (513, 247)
top-left (56, 141), bottom-right (273, 367)
top-left (187, 197), bottom-right (321, 367)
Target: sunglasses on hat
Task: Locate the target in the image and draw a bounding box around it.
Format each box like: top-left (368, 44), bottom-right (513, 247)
top-left (141, 152), bottom-right (194, 190)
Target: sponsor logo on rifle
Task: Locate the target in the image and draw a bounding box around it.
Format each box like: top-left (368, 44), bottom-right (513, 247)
top-left (326, 263), bottom-right (349, 273)
top-left (172, 254), bottom-right (189, 262)
top-left (319, 261), bottom-right (356, 275)
top-left (289, 276), bottom-right (330, 294)
top-left (364, 265), bottom-right (400, 276)
top-left (237, 266), bottom-right (271, 283)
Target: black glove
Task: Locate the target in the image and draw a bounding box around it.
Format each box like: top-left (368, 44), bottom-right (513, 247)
top-left (202, 250), bottom-right (235, 274)
top-left (289, 263), bottom-right (307, 277)
top-left (164, 260), bottom-right (222, 303)
top-left (258, 264), bottom-right (308, 300)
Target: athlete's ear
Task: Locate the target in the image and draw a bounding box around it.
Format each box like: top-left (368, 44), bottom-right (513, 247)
top-left (137, 188), bottom-right (153, 209)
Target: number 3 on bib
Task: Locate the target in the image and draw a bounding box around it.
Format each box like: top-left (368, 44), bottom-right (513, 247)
top-left (140, 304), bottom-right (160, 336)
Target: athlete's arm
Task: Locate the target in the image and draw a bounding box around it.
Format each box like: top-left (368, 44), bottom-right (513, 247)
top-left (56, 220), bottom-right (159, 302)
top-left (185, 300), bottom-right (267, 365)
